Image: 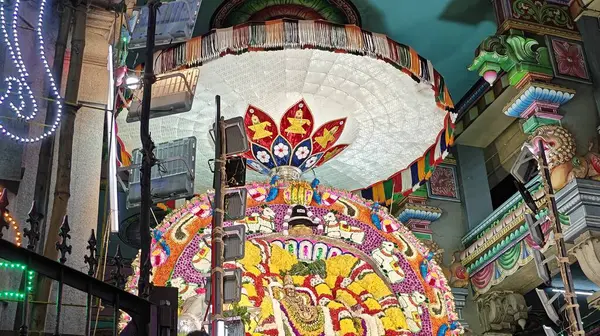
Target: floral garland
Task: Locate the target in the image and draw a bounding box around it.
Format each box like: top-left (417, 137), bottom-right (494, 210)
top-left (122, 182), bottom-right (463, 335)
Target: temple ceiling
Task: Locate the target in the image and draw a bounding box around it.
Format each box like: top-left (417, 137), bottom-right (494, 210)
top-left (193, 0), bottom-right (497, 98)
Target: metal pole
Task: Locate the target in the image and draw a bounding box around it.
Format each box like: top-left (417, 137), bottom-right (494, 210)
top-left (54, 269), bottom-right (64, 335)
top-left (537, 139), bottom-right (584, 335)
top-left (18, 256), bottom-right (31, 336)
top-left (137, 0), bottom-right (160, 300)
top-left (136, 1), bottom-right (160, 333)
top-left (210, 95), bottom-right (225, 335)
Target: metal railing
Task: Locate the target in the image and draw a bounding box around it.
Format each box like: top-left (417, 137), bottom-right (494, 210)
top-left (0, 200), bottom-right (173, 335)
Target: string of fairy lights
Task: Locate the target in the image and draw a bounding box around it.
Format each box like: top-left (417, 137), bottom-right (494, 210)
top-left (0, 190), bottom-right (30, 301)
top-left (0, 262), bottom-right (34, 300)
top-left (0, 0), bottom-right (63, 143)
top-left (2, 210), bottom-right (22, 246)
top-left (0, 0), bottom-right (54, 301)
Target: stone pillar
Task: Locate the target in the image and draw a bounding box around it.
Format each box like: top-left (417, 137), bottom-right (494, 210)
top-left (477, 291), bottom-right (528, 335)
top-left (572, 229), bottom-right (600, 309)
top-left (451, 287), bottom-right (470, 329)
top-left (456, 145), bottom-right (493, 230)
top-left (557, 178), bottom-right (600, 309)
top-left (396, 187), bottom-right (442, 241)
top-left (469, 30), bottom-right (575, 134)
top-left (43, 9), bottom-right (115, 334)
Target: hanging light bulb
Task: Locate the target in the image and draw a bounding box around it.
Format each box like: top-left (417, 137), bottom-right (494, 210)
top-left (125, 75), bottom-right (141, 90)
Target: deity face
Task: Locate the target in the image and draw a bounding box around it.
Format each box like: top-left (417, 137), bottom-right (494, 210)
top-left (283, 274), bottom-right (296, 297)
top-left (285, 286), bottom-right (296, 297)
top-left (331, 126), bottom-right (339, 134)
top-left (251, 114), bottom-right (260, 124)
top-left (295, 109), bottom-right (303, 118)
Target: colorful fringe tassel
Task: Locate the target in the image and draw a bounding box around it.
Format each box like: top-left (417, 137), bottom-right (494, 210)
top-left (152, 19), bottom-right (455, 111)
top-left (360, 115), bottom-right (455, 202)
top-left (149, 19), bottom-right (457, 199)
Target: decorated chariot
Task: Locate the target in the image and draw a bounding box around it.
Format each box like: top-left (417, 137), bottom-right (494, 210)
top-left (117, 9), bottom-right (462, 335)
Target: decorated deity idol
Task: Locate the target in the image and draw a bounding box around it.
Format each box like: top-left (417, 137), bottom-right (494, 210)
top-left (121, 94), bottom-right (460, 335)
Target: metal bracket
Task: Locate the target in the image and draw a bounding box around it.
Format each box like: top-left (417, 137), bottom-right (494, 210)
top-left (118, 156), bottom-right (194, 179)
top-left (155, 72), bottom-right (194, 96)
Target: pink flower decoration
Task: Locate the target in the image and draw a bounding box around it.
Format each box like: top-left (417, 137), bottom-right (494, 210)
top-left (151, 249), bottom-right (168, 267)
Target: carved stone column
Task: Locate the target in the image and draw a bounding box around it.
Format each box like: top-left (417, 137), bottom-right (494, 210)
top-left (477, 291), bottom-right (528, 335)
top-left (468, 0), bottom-right (587, 140)
top-left (573, 230), bottom-right (600, 309)
top-left (45, 8), bottom-right (116, 335)
top-left (451, 287), bottom-right (470, 329)
top-left (397, 187), bottom-right (442, 241)
top-left (468, 30), bottom-right (576, 135)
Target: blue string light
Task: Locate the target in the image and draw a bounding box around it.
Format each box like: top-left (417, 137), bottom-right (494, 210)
top-left (0, 0), bottom-right (63, 143)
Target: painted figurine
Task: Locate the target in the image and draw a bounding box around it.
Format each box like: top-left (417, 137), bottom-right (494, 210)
top-left (398, 291), bottom-right (427, 333)
top-left (322, 211), bottom-right (365, 244)
top-left (372, 241), bottom-right (406, 283)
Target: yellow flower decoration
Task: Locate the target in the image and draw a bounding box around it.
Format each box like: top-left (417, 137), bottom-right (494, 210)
top-left (335, 289), bottom-right (358, 307)
top-left (324, 274), bottom-right (339, 289)
top-left (241, 241), bottom-right (262, 270)
top-left (363, 297), bottom-right (382, 311)
top-left (325, 255), bottom-right (357, 278)
top-left (385, 307), bottom-right (409, 330)
top-left (326, 300), bottom-right (344, 310)
top-left (381, 316), bottom-right (394, 330)
top-left (355, 273), bottom-right (392, 299)
top-left (259, 295), bottom-right (274, 322)
top-left (269, 245), bottom-right (298, 274)
top-left (339, 318), bottom-right (357, 335)
top-left (347, 282), bottom-right (366, 296)
top-left (292, 275), bottom-right (305, 286)
top-left (315, 283), bottom-right (332, 297)
top-left (243, 283), bottom-right (258, 298)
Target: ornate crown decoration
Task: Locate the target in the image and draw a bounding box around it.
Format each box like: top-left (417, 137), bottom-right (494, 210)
top-left (242, 99), bottom-right (348, 176)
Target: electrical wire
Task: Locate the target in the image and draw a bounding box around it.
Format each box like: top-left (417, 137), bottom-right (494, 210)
top-left (555, 308), bottom-right (599, 335)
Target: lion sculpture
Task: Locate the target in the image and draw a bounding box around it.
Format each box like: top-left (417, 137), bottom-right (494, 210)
top-left (530, 125), bottom-right (600, 190)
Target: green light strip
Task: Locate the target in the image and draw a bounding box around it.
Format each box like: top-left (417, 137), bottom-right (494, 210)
top-left (0, 261), bottom-right (35, 301)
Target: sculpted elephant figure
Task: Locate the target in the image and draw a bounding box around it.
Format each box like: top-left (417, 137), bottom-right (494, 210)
top-left (477, 291), bottom-right (527, 333)
top-left (530, 125), bottom-right (600, 190)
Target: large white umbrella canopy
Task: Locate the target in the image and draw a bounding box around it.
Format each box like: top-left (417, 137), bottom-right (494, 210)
top-left (117, 21), bottom-right (454, 193)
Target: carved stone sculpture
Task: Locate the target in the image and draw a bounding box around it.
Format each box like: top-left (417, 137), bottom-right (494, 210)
top-left (477, 291), bottom-right (528, 335)
top-left (468, 32), bottom-right (553, 87)
top-left (573, 231), bottom-right (600, 287)
top-left (530, 125), bottom-right (600, 190)
top-left (447, 251), bottom-right (469, 289)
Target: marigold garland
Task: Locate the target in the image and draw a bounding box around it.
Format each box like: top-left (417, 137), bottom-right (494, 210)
top-left (122, 183), bottom-right (464, 335)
